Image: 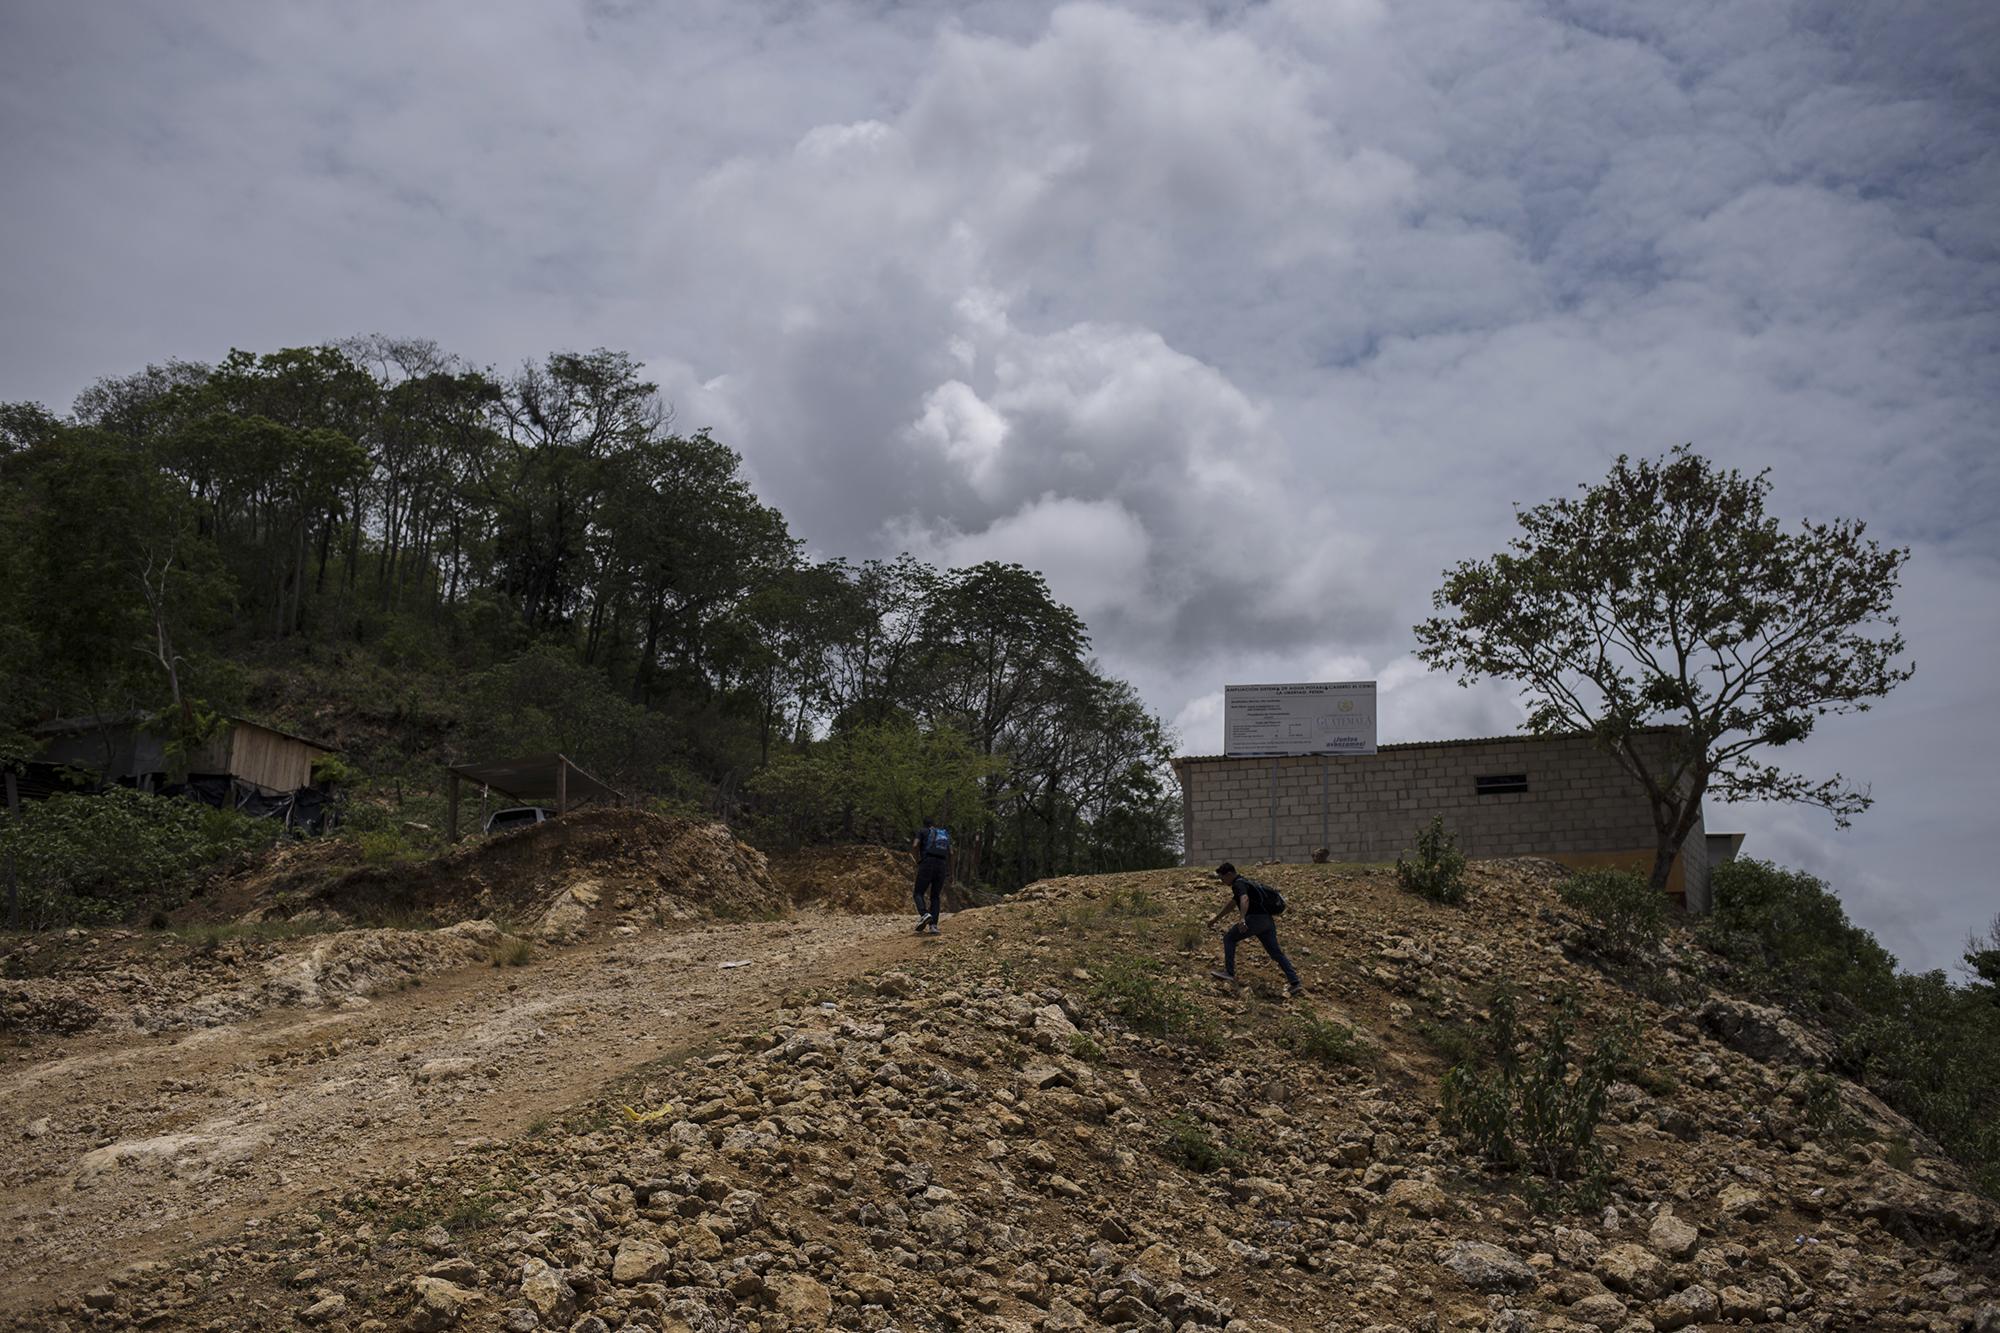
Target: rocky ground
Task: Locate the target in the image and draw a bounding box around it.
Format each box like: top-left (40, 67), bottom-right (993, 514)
top-left (3, 853), bottom-right (1996, 1332)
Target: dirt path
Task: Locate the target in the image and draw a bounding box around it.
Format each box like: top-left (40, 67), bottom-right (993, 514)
top-left (0, 911), bottom-right (925, 1313)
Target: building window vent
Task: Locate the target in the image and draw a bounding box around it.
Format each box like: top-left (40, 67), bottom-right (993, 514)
top-left (1475, 774), bottom-right (1528, 795)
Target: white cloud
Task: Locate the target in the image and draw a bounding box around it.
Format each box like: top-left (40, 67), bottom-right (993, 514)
top-left (2, 0), bottom-right (1995, 970)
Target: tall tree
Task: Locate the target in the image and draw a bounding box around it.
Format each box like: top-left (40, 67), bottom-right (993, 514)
top-left (1415, 445), bottom-right (1913, 893)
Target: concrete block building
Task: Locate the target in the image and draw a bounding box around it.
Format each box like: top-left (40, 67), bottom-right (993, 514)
top-left (1173, 729), bottom-right (1721, 911)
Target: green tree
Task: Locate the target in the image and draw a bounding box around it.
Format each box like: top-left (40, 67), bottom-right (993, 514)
top-left (1415, 446), bottom-right (1912, 894)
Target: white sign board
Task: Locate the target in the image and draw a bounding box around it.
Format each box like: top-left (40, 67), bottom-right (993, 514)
top-left (1223, 681), bottom-right (1377, 757)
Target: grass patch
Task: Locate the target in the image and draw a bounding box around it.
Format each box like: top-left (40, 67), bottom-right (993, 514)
top-left (1089, 954), bottom-right (1220, 1049)
top-left (1161, 1113), bottom-right (1246, 1173)
top-left (490, 935), bottom-right (535, 967)
top-left (1068, 1032), bottom-right (1105, 1064)
top-left (1280, 1011), bottom-right (1368, 1067)
top-left (1109, 886), bottom-right (1167, 917)
top-left (1416, 1016), bottom-right (1479, 1066)
top-left (1174, 921), bottom-right (1205, 952)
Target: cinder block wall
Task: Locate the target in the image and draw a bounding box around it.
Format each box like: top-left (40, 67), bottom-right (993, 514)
top-left (1174, 733), bottom-right (1709, 909)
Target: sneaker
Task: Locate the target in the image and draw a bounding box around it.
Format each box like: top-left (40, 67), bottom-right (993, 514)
top-left (1287, 982), bottom-right (1306, 998)
top-left (926, 919), bottom-right (941, 935)
top-left (915, 914), bottom-right (929, 934)
top-left (1208, 969), bottom-right (1235, 983)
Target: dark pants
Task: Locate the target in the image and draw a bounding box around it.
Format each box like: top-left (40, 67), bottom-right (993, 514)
top-left (914, 858), bottom-right (947, 919)
top-left (1224, 914), bottom-right (1299, 986)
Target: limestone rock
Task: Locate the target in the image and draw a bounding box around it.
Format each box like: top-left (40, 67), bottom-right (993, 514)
top-left (1645, 1209), bottom-right (1699, 1261)
top-left (1652, 1283), bottom-right (1719, 1331)
top-left (298, 1293), bottom-right (347, 1325)
top-left (1593, 1243), bottom-right (1668, 1299)
top-left (518, 1259), bottom-right (575, 1324)
top-left (770, 1273), bottom-right (833, 1323)
top-left (1384, 1178), bottom-right (1448, 1218)
top-left (1695, 998), bottom-right (1831, 1069)
top-left (408, 1276), bottom-right (478, 1330)
top-left (1442, 1241), bottom-right (1533, 1291)
top-left (611, 1238), bottom-right (670, 1283)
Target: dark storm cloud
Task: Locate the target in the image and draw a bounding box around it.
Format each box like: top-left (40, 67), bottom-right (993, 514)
top-left (2, 0), bottom-right (1996, 969)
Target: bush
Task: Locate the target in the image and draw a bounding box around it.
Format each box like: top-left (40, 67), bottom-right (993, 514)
top-left (1558, 867), bottom-right (1667, 958)
top-left (0, 788), bottom-right (271, 929)
top-left (1397, 816), bottom-right (1469, 904)
top-left (1439, 988), bottom-right (1631, 1210)
top-left (1708, 859), bottom-right (2000, 1200)
top-left (1090, 954), bottom-right (1220, 1049)
top-left (1707, 859), bottom-right (1899, 1020)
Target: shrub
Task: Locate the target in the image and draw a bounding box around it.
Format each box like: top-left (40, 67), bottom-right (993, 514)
top-left (1439, 987), bottom-right (1631, 1210)
top-left (1707, 859), bottom-right (1898, 1019)
top-left (1090, 955), bottom-right (1220, 1049)
top-left (1396, 816), bottom-right (1468, 905)
top-left (1280, 1012), bottom-right (1367, 1067)
top-left (1558, 867), bottom-right (1666, 958)
top-left (1161, 1113), bottom-right (1244, 1173)
top-left (355, 828), bottom-right (423, 866)
top-left (1706, 859), bottom-right (2000, 1198)
top-left (0, 788), bottom-right (270, 929)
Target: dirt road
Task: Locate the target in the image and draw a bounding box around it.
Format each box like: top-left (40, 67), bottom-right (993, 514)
top-left (0, 912), bottom-right (924, 1313)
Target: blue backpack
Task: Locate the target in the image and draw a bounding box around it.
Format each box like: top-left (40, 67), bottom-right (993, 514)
top-left (922, 826), bottom-right (952, 859)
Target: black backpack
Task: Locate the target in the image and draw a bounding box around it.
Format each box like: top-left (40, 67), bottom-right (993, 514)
top-left (1240, 876), bottom-right (1286, 916)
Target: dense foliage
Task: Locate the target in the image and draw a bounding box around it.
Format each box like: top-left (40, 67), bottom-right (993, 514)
top-left (0, 340), bottom-right (1179, 908)
top-left (1416, 445), bottom-right (1912, 893)
top-left (1557, 866), bottom-right (1667, 960)
top-left (1708, 859), bottom-right (2000, 1197)
top-left (0, 788), bottom-right (270, 929)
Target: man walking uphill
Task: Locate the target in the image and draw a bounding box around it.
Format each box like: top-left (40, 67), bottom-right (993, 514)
top-left (1207, 862), bottom-right (1303, 996)
top-left (911, 818), bottom-right (953, 935)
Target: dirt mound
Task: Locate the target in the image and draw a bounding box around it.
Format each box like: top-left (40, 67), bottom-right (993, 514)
top-left (132, 920), bottom-right (506, 1031)
top-left (770, 843), bottom-right (915, 913)
top-left (28, 856), bottom-right (1994, 1332)
top-left (174, 836), bottom-right (367, 925)
top-left (770, 842), bottom-right (980, 914)
top-left (0, 921), bottom-right (511, 1036)
top-left (272, 808), bottom-right (786, 939)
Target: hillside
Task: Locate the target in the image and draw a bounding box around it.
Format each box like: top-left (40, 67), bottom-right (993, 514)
top-left (2, 848), bottom-right (1995, 1332)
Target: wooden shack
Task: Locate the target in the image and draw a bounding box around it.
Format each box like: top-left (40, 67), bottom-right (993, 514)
top-left (28, 713), bottom-right (336, 799)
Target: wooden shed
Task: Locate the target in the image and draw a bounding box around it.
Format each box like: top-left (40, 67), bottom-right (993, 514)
top-left (29, 713), bottom-right (337, 798)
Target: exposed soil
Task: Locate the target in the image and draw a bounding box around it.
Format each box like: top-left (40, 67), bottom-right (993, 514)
top-left (0, 909), bottom-right (925, 1315)
top-left (769, 844), bottom-right (978, 916)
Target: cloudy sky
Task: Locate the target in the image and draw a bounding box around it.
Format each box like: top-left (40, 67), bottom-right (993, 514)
top-left (4, 1), bottom-right (1995, 971)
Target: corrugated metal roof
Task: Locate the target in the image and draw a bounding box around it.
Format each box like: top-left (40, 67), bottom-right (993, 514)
top-left (447, 752), bottom-right (624, 806)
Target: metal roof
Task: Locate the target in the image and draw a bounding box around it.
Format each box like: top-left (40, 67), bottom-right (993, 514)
top-left (446, 752), bottom-right (623, 806)
top-left (31, 712), bottom-right (337, 752)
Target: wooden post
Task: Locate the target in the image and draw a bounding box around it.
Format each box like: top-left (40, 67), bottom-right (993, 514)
top-left (447, 770), bottom-right (461, 844)
top-left (4, 768), bottom-right (18, 930)
top-left (557, 757), bottom-right (568, 816)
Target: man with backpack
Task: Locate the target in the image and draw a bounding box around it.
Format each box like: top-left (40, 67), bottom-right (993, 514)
top-left (911, 817), bottom-right (953, 934)
top-left (1207, 862), bottom-right (1303, 996)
